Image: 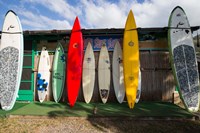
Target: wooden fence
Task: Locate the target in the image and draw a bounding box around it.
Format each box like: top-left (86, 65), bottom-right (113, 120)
top-left (33, 50), bottom-right (176, 103)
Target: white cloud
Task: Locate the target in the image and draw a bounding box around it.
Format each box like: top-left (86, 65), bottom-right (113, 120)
top-left (8, 0), bottom-right (200, 30)
top-left (22, 0), bottom-right (81, 21)
top-left (130, 0), bottom-right (200, 27)
top-left (17, 9), bottom-right (71, 30)
top-left (80, 0), bottom-right (127, 28)
top-left (80, 0), bottom-right (200, 28)
top-left (131, 0), bottom-right (172, 27)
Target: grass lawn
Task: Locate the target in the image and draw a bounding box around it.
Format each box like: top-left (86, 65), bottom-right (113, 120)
top-left (1, 101), bottom-right (200, 133)
top-left (0, 101), bottom-right (195, 119)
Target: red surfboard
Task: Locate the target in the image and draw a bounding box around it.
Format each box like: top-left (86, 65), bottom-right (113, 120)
top-left (66, 17), bottom-right (83, 107)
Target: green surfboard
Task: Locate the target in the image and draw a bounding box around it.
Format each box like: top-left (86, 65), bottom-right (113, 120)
top-left (52, 43), bottom-right (66, 102)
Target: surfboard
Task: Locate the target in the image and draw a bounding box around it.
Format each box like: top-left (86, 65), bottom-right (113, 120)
top-left (168, 6), bottom-right (200, 112)
top-left (135, 69), bottom-right (141, 103)
top-left (98, 44), bottom-right (110, 103)
top-left (123, 10), bottom-right (139, 109)
top-left (66, 17), bottom-right (83, 107)
top-left (112, 41), bottom-right (125, 103)
top-left (37, 47), bottom-right (50, 103)
top-left (0, 10), bottom-right (23, 111)
top-left (52, 43), bottom-right (66, 103)
top-left (82, 42), bottom-right (95, 103)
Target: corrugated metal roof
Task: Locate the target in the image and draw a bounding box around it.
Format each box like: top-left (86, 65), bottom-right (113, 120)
top-left (0, 26), bottom-right (199, 39)
top-left (22, 27), bottom-right (168, 36)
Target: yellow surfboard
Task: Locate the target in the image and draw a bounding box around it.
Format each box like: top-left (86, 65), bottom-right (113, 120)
top-left (123, 10), bottom-right (139, 109)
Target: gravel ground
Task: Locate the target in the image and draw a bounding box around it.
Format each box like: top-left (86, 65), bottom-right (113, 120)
top-left (0, 116), bottom-right (200, 133)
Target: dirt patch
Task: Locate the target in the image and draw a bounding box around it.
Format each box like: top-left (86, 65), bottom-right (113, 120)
top-left (0, 117), bottom-right (200, 133)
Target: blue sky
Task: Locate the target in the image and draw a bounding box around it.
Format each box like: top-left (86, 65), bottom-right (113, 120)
top-left (0, 0), bottom-right (200, 30)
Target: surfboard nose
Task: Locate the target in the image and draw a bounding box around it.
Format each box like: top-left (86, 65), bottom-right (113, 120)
top-left (72, 16), bottom-right (81, 32)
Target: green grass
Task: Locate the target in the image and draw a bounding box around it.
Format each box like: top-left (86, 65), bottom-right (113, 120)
top-left (0, 101), bottom-right (194, 118)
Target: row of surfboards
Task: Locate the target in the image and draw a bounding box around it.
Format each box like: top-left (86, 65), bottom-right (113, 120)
top-left (54, 11), bottom-right (140, 108)
top-left (0, 6), bottom-right (199, 112)
top-left (38, 41), bottom-right (141, 105)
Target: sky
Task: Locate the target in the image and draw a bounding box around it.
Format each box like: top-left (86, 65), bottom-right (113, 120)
top-left (0, 0), bottom-right (200, 30)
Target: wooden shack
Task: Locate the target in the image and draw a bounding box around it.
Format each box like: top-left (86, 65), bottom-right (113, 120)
top-left (0, 27), bottom-right (198, 103)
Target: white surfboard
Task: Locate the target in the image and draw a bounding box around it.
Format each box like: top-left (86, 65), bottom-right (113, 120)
top-left (168, 6), bottom-right (200, 112)
top-left (37, 47), bottom-right (50, 103)
top-left (82, 42), bottom-right (95, 103)
top-left (0, 10), bottom-right (23, 111)
top-left (98, 44), bottom-right (110, 103)
top-left (112, 41), bottom-right (125, 103)
top-left (135, 68), bottom-right (141, 103)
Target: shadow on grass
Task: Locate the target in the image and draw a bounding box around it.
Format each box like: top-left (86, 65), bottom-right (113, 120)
top-left (0, 102), bottom-right (29, 118)
top-left (84, 102), bottom-right (200, 133)
top-left (34, 101), bottom-right (95, 117)
top-left (32, 101), bottom-right (194, 118)
top-left (3, 101), bottom-right (199, 132)
top-left (34, 101), bottom-right (198, 132)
